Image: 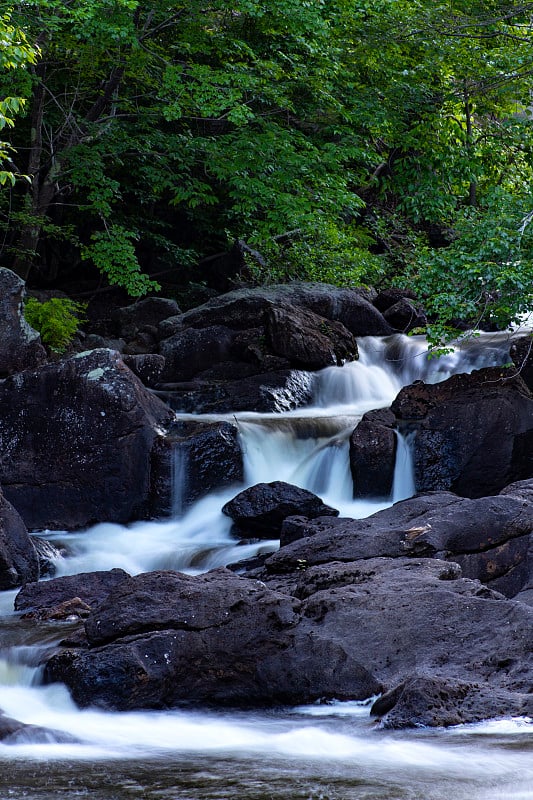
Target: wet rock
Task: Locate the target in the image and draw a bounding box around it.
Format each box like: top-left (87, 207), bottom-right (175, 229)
top-left (510, 335), bottom-right (533, 391)
top-left (151, 419), bottom-right (243, 512)
top-left (263, 490), bottom-right (533, 597)
top-left (0, 488), bottom-right (39, 590)
top-left (265, 305), bottom-right (358, 368)
top-left (222, 481), bottom-right (339, 539)
top-left (42, 558), bottom-right (533, 724)
top-left (391, 366), bottom-right (533, 497)
top-left (0, 268), bottom-right (46, 376)
top-left (44, 567), bottom-right (380, 709)
top-left (158, 283), bottom-right (393, 339)
top-left (155, 370), bottom-right (314, 414)
top-left (14, 568), bottom-right (130, 613)
top-left (370, 675), bottom-right (525, 729)
top-left (350, 409), bottom-right (397, 498)
top-left (0, 711), bottom-right (78, 744)
top-left (122, 353), bottom-right (165, 388)
top-left (30, 536), bottom-right (65, 579)
top-left (0, 349), bottom-right (175, 529)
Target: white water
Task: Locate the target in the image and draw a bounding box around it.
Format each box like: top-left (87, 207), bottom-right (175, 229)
top-left (2, 331), bottom-right (531, 799)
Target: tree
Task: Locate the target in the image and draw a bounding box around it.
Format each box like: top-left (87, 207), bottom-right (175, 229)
top-left (1, 0), bottom-right (532, 335)
top-left (0, 10), bottom-right (38, 185)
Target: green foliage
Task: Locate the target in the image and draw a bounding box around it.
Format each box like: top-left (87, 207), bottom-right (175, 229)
top-left (24, 297), bottom-right (87, 353)
top-left (81, 225), bottom-right (159, 297)
top-left (244, 221), bottom-right (389, 289)
top-left (1, 0), bottom-right (533, 333)
top-left (0, 11), bottom-right (37, 185)
top-left (407, 188), bottom-right (533, 347)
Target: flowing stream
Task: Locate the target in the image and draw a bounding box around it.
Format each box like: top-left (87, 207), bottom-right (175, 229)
top-left (2, 332), bottom-right (533, 800)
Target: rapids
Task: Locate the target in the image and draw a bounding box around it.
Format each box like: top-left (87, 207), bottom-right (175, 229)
top-left (1, 331), bottom-right (532, 800)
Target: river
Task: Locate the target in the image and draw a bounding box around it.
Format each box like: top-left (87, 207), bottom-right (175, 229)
top-left (1, 332), bottom-right (532, 800)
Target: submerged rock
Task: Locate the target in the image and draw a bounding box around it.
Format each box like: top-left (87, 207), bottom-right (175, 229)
top-left (0, 711), bottom-right (78, 745)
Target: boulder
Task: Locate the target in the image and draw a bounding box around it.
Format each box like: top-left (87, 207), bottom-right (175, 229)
top-left (370, 675), bottom-right (524, 729)
top-left (42, 559), bottom-right (533, 725)
top-left (0, 349), bottom-right (175, 530)
top-left (159, 325), bottom-right (240, 381)
top-left (265, 305), bottom-right (357, 368)
top-left (382, 298), bottom-right (427, 333)
top-left (0, 488), bottom-right (39, 590)
top-left (0, 711), bottom-right (77, 744)
top-left (391, 366), bottom-right (533, 497)
top-left (510, 335), bottom-right (533, 392)
top-left (350, 408), bottom-right (397, 498)
top-left (0, 268), bottom-right (46, 375)
top-left (372, 288), bottom-right (418, 313)
top-left (43, 567), bottom-right (380, 709)
top-left (154, 370), bottom-right (315, 414)
top-left (158, 282), bottom-right (393, 339)
top-left (112, 297), bottom-right (181, 340)
top-left (15, 568), bottom-right (130, 613)
top-left (151, 420), bottom-right (243, 513)
top-left (222, 481), bottom-right (339, 539)
top-left (265, 489), bottom-right (533, 598)
top-left (121, 354), bottom-right (165, 388)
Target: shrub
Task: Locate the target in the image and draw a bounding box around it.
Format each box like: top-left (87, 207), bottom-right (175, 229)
top-left (24, 297), bottom-right (87, 353)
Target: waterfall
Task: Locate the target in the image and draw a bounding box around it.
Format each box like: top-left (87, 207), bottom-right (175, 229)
top-left (392, 431), bottom-right (416, 503)
top-left (2, 330), bottom-right (532, 800)
top-left (171, 443), bottom-right (188, 517)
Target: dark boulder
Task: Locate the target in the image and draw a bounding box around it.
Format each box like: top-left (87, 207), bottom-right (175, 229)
top-left (158, 282), bottom-right (393, 339)
top-left (373, 288), bottom-right (418, 313)
top-left (122, 353), bottom-right (165, 388)
top-left (15, 568), bottom-right (130, 614)
top-left (350, 408), bottom-right (397, 498)
top-left (0, 268), bottom-right (46, 376)
top-left (0, 711), bottom-right (77, 744)
top-left (265, 305), bottom-right (357, 368)
top-left (151, 419), bottom-right (243, 513)
top-left (44, 567), bottom-right (380, 709)
top-left (383, 298), bottom-right (427, 333)
top-left (0, 348), bottom-right (175, 530)
top-left (0, 488), bottom-right (39, 590)
top-left (112, 297), bottom-right (181, 339)
top-left (155, 370), bottom-right (314, 414)
top-left (264, 490), bottom-right (533, 598)
top-left (222, 481), bottom-right (338, 539)
top-left (42, 558), bottom-right (533, 725)
top-left (391, 366), bottom-right (533, 497)
top-left (160, 325), bottom-right (240, 381)
top-left (510, 335), bottom-right (533, 392)
top-left (370, 675), bottom-right (524, 729)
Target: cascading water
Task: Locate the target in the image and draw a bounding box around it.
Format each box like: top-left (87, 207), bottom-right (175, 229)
top-left (1, 331), bottom-right (532, 800)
